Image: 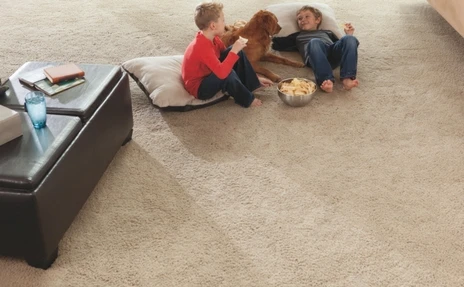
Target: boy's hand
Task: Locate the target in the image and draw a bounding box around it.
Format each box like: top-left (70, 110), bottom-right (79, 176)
top-left (230, 38), bottom-right (247, 54)
top-left (344, 22), bottom-right (355, 35)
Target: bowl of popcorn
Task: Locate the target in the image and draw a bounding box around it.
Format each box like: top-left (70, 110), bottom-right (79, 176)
top-left (277, 78), bottom-right (317, 107)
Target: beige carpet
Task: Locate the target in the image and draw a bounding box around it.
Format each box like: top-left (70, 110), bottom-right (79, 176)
top-left (1, 0), bottom-right (464, 286)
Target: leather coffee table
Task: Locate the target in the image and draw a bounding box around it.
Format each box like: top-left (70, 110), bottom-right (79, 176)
top-left (0, 62), bottom-right (134, 269)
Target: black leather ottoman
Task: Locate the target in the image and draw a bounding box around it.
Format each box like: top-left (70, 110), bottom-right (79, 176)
top-left (0, 62), bottom-right (134, 269)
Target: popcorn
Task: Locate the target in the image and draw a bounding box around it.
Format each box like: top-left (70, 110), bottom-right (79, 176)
top-left (279, 78), bottom-right (316, 96)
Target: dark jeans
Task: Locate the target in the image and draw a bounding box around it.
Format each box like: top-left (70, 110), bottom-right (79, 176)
top-left (197, 48), bottom-right (260, 108)
top-left (305, 35), bottom-right (359, 86)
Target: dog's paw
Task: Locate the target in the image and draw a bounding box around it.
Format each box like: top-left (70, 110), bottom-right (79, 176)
top-left (289, 61), bottom-right (306, 68)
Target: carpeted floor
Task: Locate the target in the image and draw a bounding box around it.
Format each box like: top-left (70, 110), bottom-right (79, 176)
top-left (1, 0), bottom-right (464, 286)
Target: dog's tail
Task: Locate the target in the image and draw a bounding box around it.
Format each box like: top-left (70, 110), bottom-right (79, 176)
top-left (225, 20), bottom-right (247, 32)
top-left (224, 25), bottom-right (236, 32)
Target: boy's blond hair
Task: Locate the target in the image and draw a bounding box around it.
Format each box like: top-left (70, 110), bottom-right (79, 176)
top-left (194, 2), bottom-right (224, 30)
top-left (297, 5), bottom-right (323, 29)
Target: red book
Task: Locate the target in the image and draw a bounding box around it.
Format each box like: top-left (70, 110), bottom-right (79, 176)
top-left (43, 63), bottom-right (85, 84)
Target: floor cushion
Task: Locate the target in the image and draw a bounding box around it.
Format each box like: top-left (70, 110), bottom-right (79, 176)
top-left (122, 55), bottom-right (228, 112)
top-left (266, 2), bottom-right (343, 39)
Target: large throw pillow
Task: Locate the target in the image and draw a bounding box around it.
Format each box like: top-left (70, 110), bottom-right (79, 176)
top-left (266, 2), bottom-right (343, 39)
top-left (122, 55), bottom-right (228, 112)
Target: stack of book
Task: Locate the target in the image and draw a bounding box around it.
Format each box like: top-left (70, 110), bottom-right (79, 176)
top-left (19, 63), bottom-right (86, 96)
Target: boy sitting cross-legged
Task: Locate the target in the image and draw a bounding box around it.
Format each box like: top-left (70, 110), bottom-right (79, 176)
top-left (182, 2), bottom-right (272, 108)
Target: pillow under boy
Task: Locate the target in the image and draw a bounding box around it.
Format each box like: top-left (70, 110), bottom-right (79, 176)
top-left (122, 55), bottom-right (228, 112)
top-left (266, 2), bottom-right (343, 39)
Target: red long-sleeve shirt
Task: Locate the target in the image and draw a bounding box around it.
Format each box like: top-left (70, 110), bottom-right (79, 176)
top-left (182, 31), bottom-right (239, 97)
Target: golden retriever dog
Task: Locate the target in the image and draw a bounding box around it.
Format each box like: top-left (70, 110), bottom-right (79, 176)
top-left (221, 10), bottom-right (305, 82)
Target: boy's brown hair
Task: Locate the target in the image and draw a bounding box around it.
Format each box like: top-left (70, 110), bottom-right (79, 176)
top-left (194, 2), bottom-right (224, 30)
top-left (297, 5), bottom-right (323, 29)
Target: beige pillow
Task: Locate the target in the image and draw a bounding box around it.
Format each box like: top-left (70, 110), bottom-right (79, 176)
top-left (266, 2), bottom-right (343, 39)
top-left (122, 55), bottom-right (227, 111)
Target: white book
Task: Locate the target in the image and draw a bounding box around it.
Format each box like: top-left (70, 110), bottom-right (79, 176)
top-left (0, 105), bottom-right (23, 146)
top-left (18, 65), bottom-right (53, 88)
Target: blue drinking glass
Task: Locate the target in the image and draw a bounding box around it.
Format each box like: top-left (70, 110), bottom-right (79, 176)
top-left (25, 91), bottom-right (47, 129)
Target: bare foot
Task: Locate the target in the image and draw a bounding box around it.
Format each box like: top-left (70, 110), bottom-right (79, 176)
top-left (342, 78), bottom-right (359, 90)
top-left (320, 80), bottom-right (333, 93)
top-left (250, 98), bottom-right (262, 107)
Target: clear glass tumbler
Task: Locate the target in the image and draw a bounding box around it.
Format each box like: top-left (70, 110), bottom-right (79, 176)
top-left (25, 91), bottom-right (47, 129)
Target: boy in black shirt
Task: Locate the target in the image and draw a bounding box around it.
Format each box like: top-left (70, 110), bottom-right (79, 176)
top-left (272, 5), bottom-right (359, 93)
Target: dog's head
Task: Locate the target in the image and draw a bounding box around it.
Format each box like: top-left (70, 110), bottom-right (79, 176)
top-left (251, 10), bottom-right (281, 36)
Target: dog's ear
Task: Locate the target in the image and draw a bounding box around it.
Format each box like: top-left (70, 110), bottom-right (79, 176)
top-left (258, 10), bottom-right (281, 36)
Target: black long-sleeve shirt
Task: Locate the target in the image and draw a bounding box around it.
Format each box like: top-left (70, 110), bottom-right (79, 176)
top-left (272, 30), bottom-right (339, 61)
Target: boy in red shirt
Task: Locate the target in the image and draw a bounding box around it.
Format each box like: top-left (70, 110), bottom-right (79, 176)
top-left (182, 2), bottom-right (272, 108)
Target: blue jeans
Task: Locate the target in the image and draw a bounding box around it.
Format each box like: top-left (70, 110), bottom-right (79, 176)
top-left (197, 48), bottom-right (260, 108)
top-left (304, 35), bottom-right (359, 86)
